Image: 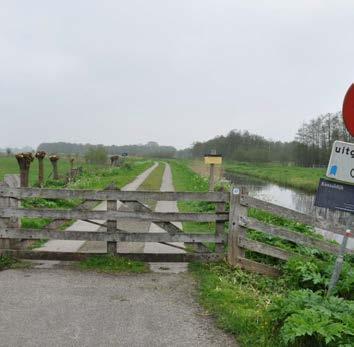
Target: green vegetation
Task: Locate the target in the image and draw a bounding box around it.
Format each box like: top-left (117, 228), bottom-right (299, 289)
top-left (78, 255), bottom-right (149, 274)
top-left (84, 145), bottom-right (108, 165)
top-left (19, 159), bottom-right (153, 233)
top-left (185, 112), bottom-right (350, 168)
top-left (268, 290), bottom-right (354, 346)
top-left (0, 156), bottom-right (71, 185)
top-left (170, 160), bottom-right (354, 346)
top-left (225, 162), bottom-right (325, 193)
top-left (138, 163), bottom-right (165, 191)
top-left (169, 160), bottom-right (215, 234)
top-left (69, 160), bottom-right (153, 190)
top-left (138, 162), bottom-right (165, 209)
top-left (0, 255), bottom-right (31, 271)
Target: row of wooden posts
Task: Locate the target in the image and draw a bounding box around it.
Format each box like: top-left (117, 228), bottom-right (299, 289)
top-left (15, 152), bottom-right (74, 188)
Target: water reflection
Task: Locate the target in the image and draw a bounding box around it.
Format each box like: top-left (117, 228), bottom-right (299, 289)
top-left (225, 172), bottom-right (353, 248)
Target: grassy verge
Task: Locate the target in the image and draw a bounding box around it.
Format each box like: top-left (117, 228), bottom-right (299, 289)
top-left (224, 162), bottom-right (325, 193)
top-left (0, 255), bottom-right (31, 271)
top-left (170, 160), bottom-right (354, 346)
top-left (68, 159), bottom-right (153, 190)
top-left (190, 261), bottom-right (282, 346)
top-left (78, 255), bottom-right (149, 274)
top-left (138, 162), bottom-right (165, 209)
top-left (169, 160), bottom-right (215, 234)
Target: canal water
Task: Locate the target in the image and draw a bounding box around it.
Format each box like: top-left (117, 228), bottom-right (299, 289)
top-left (224, 171), bottom-right (354, 249)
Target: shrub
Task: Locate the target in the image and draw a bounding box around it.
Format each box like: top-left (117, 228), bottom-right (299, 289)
top-left (84, 146), bottom-right (108, 165)
top-left (0, 255), bottom-right (16, 270)
top-left (267, 289), bottom-right (354, 346)
top-left (283, 256), bottom-right (354, 299)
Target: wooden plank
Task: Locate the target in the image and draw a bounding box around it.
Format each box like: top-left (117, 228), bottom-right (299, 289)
top-left (238, 236), bottom-right (295, 261)
top-left (215, 194), bottom-right (226, 253)
top-left (122, 200), bottom-right (183, 234)
top-left (0, 208), bottom-right (228, 222)
top-left (46, 200), bottom-right (98, 229)
top-left (107, 192), bottom-right (117, 254)
top-left (1, 249), bottom-right (223, 262)
top-left (235, 257), bottom-right (281, 277)
top-left (227, 187), bottom-right (248, 266)
top-left (241, 217), bottom-right (354, 255)
top-left (241, 195), bottom-right (351, 238)
top-left (0, 187), bottom-right (229, 202)
top-left (0, 175), bottom-right (21, 250)
top-left (0, 228), bottom-right (226, 243)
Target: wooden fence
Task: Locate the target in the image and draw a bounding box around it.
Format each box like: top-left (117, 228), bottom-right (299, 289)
top-left (228, 189), bottom-right (354, 276)
top-left (0, 175), bottom-right (352, 274)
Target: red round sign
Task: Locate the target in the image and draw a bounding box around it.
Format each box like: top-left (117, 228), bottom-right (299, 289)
top-left (343, 84), bottom-right (354, 136)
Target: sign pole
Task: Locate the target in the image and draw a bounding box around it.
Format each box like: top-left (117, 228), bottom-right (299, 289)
top-left (327, 217), bottom-right (351, 297)
top-left (209, 163), bottom-right (215, 191)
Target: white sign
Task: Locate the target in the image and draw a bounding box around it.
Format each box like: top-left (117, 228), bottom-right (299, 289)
top-left (326, 141), bottom-right (354, 184)
top-left (232, 187), bottom-right (240, 195)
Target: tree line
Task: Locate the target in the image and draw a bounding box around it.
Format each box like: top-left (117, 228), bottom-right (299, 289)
top-left (38, 141), bottom-right (176, 159)
top-left (181, 112), bottom-right (352, 166)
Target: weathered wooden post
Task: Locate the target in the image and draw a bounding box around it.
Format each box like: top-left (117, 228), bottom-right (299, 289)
top-left (0, 175), bottom-right (20, 250)
top-left (106, 185), bottom-right (118, 254)
top-left (35, 151), bottom-right (46, 187)
top-left (227, 186), bottom-right (248, 266)
top-left (215, 186), bottom-right (226, 253)
top-left (49, 155), bottom-right (60, 180)
top-left (110, 155), bottom-right (119, 167)
top-left (15, 152), bottom-right (34, 187)
top-left (69, 157), bottom-right (75, 180)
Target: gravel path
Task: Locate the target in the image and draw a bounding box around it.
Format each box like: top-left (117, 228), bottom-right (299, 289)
top-left (0, 269), bottom-right (236, 347)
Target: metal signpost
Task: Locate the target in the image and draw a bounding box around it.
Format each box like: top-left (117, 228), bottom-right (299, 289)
top-left (314, 84), bottom-right (354, 296)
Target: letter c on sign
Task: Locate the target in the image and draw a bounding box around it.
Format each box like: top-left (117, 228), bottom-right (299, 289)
top-left (351, 169), bottom-right (354, 178)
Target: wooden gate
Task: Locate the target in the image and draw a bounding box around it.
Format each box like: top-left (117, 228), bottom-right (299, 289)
top-left (0, 175), bottom-right (352, 273)
top-left (0, 179), bottom-right (229, 262)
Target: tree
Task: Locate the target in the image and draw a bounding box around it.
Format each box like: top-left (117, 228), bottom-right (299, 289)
top-left (84, 146), bottom-right (108, 165)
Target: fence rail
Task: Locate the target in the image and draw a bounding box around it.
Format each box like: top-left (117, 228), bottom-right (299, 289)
top-left (0, 177), bottom-right (352, 274)
top-left (0, 187), bottom-right (229, 202)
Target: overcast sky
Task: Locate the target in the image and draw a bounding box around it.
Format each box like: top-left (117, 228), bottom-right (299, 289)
top-left (1, 1), bottom-right (353, 149)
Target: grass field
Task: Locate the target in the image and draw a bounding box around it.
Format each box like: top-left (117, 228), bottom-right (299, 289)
top-left (224, 162), bottom-right (325, 193)
top-left (0, 156), bottom-right (71, 185)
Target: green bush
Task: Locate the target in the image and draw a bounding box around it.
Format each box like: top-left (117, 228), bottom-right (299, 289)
top-left (84, 146), bottom-right (108, 165)
top-left (267, 289), bottom-right (354, 346)
top-left (0, 255), bottom-right (16, 270)
top-left (283, 256), bottom-right (354, 299)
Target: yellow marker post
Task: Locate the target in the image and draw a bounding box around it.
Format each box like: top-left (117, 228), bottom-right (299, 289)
top-left (204, 153), bottom-right (223, 191)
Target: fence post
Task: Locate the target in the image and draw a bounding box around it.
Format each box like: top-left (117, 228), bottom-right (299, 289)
top-left (35, 151), bottom-right (46, 187)
top-left (15, 153), bottom-right (33, 187)
top-left (106, 185), bottom-right (118, 254)
top-left (49, 155), bottom-right (60, 180)
top-left (227, 186), bottom-right (247, 266)
top-left (0, 175), bottom-right (20, 250)
top-left (215, 187), bottom-right (226, 253)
